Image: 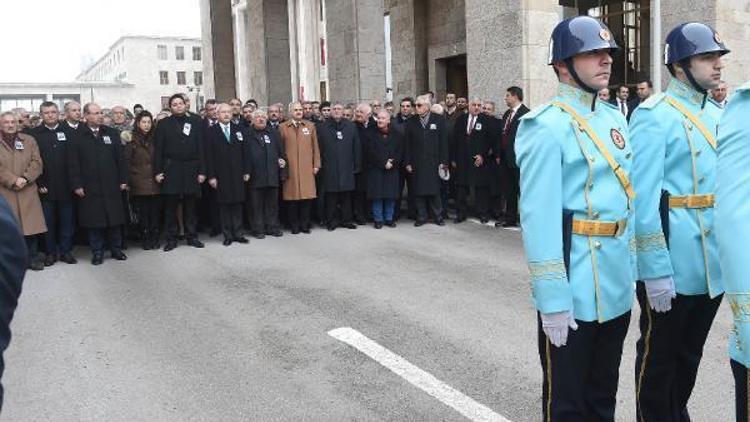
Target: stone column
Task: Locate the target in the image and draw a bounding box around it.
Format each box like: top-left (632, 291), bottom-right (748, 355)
top-left (465, 0), bottom-right (559, 108)
top-left (199, 0), bottom-right (236, 101)
top-left (385, 0), bottom-right (428, 102)
top-left (325, 0), bottom-right (387, 104)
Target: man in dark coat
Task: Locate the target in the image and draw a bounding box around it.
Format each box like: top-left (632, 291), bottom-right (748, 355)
top-left (404, 95), bottom-right (449, 226)
top-left (480, 101), bottom-right (504, 222)
top-left (199, 99), bottom-right (221, 237)
top-left (206, 104), bottom-right (249, 246)
top-left (29, 102), bottom-right (77, 265)
top-left (392, 97), bottom-right (416, 221)
top-left (0, 194), bottom-right (26, 411)
top-left (354, 103), bottom-right (377, 225)
top-left (154, 94), bottom-right (206, 251)
top-left (317, 103), bottom-right (362, 231)
top-left (245, 109), bottom-right (286, 239)
top-left (68, 103), bottom-right (128, 265)
top-left (60, 101), bottom-right (82, 132)
top-left (497, 86), bottom-right (529, 227)
top-left (365, 110), bottom-right (404, 228)
top-left (452, 98), bottom-right (493, 223)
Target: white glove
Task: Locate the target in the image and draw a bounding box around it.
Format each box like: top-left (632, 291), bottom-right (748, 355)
top-left (541, 311), bottom-right (579, 347)
top-left (644, 277), bottom-right (676, 313)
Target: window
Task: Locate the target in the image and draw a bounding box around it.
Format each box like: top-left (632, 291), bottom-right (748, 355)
top-left (159, 71), bottom-right (169, 85)
top-left (193, 71), bottom-right (203, 86)
top-left (192, 46), bottom-right (202, 61)
top-left (175, 46), bottom-right (185, 60)
top-left (157, 45), bottom-right (167, 60)
top-left (177, 71), bottom-right (186, 85)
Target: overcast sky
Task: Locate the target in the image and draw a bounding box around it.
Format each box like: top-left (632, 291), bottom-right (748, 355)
top-left (0, 0), bottom-right (201, 83)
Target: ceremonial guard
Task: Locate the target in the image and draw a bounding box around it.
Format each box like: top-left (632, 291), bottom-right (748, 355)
top-left (630, 22), bottom-right (728, 421)
top-left (515, 16), bottom-right (635, 420)
top-left (716, 81), bottom-right (750, 422)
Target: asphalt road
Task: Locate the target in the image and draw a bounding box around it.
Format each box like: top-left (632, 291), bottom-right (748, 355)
top-left (1, 220), bottom-right (734, 421)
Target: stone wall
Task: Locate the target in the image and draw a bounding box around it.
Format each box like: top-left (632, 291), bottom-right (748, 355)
top-left (199, 0), bottom-right (236, 101)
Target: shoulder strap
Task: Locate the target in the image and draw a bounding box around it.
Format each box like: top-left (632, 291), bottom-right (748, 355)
top-left (663, 96), bottom-right (717, 150)
top-left (551, 101), bottom-right (635, 200)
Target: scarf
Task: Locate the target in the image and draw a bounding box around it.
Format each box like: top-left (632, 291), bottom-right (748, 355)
top-left (1, 132), bottom-right (16, 149)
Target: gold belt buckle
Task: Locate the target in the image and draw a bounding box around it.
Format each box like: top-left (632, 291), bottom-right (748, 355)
top-left (614, 219), bottom-right (627, 237)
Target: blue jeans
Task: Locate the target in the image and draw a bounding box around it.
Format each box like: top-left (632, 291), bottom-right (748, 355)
top-left (41, 200), bottom-right (75, 255)
top-left (371, 199), bottom-right (395, 223)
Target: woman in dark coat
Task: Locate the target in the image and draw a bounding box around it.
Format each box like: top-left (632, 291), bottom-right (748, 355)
top-left (125, 111), bottom-right (161, 250)
top-left (365, 110), bottom-right (404, 229)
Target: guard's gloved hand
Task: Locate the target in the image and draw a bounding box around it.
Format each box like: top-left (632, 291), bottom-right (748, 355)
top-left (541, 311), bottom-right (578, 347)
top-left (644, 277), bottom-right (676, 313)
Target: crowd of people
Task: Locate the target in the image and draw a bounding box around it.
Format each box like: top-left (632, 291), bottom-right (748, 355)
top-left (1, 88), bottom-right (532, 269)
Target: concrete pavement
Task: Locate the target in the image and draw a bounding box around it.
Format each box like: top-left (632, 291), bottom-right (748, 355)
top-left (1, 221), bottom-right (734, 421)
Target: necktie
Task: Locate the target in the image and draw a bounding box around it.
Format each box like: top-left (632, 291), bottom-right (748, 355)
top-left (467, 115), bottom-right (475, 135)
top-left (223, 126), bottom-right (230, 142)
top-left (502, 110), bottom-right (515, 148)
top-left (620, 100), bottom-right (626, 116)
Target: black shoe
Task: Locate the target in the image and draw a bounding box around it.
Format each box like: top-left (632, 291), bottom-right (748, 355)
top-left (374, 222), bottom-right (383, 229)
top-left (44, 254), bottom-right (57, 267)
top-left (29, 260), bottom-right (45, 271)
top-left (59, 253), bottom-right (77, 264)
top-left (502, 221), bottom-right (518, 228)
top-left (234, 237), bottom-right (249, 244)
top-left (111, 250), bottom-right (127, 261)
top-left (386, 221), bottom-right (396, 228)
top-left (300, 227), bottom-right (310, 234)
top-left (435, 218), bottom-right (445, 226)
top-left (270, 230), bottom-right (283, 237)
top-left (495, 221), bottom-right (504, 228)
top-left (479, 217), bottom-right (489, 224)
top-left (142, 241), bottom-right (151, 250)
top-left (291, 227), bottom-right (301, 235)
top-left (355, 219), bottom-right (367, 226)
top-left (342, 223), bottom-right (357, 229)
top-left (222, 239), bottom-right (232, 246)
top-left (327, 225), bottom-right (336, 232)
top-left (150, 238), bottom-right (160, 250)
top-left (252, 232), bottom-right (266, 239)
top-left (414, 220), bottom-right (426, 227)
top-left (164, 241), bottom-right (178, 252)
top-left (454, 216), bottom-right (466, 224)
top-left (91, 254), bottom-right (104, 265)
top-left (187, 239), bottom-right (205, 248)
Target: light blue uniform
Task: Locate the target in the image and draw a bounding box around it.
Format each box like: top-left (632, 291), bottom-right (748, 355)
top-left (716, 82), bottom-right (750, 366)
top-left (516, 83), bottom-right (636, 323)
top-left (630, 77), bottom-right (723, 297)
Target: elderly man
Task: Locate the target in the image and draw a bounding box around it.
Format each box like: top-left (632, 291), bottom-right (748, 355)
top-left (318, 103), bottom-right (361, 231)
top-left (404, 94), bottom-right (449, 226)
top-left (354, 103), bottom-right (378, 225)
top-left (62, 101), bottom-right (82, 131)
top-left (0, 111), bottom-right (47, 270)
top-left (370, 100), bottom-right (382, 115)
top-left (279, 102), bottom-right (320, 234)
top-left (154, 94), bottom-right (207, 251)
top-left (711, 80), bottom-right (729, 107)
top-left (480, 100), bottom-right (503, 222)
top-left (598, 88), bottom-right (611, 102)
top-left (453, 97), bottom-right (493, 223)
top-left (245, 109), bottom-right (286, 238)
top-left (11, 108), bottom-right (32, 132)
top-left (28, 102), bottom-right (78, 266)
top-left (206, 104), bottom-right (249, 246)
top-left (68, 103), bottom-right (128, 265)
top-left (111, 106), bottom-right (131, 132)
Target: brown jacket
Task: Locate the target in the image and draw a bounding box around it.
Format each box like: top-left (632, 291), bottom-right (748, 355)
top-left (278, 120), bottom-right (321, 200)
top-left (0, 133), bottom-right (47, 235)
top-left (124, 132), bottom-right (159, 196)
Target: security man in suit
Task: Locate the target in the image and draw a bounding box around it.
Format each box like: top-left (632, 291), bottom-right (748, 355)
top-left (629, 22), bottom-right (729, 421)
top-left (716, 81), bottom-right (750, 422)
top-left (515, 16), bottom-right (636, 421)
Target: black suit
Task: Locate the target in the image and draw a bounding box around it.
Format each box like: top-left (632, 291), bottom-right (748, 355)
top-left (452, 113), bottom-right (493, 220)
top-left (499, 104), bottom-right (529, 225)
top-left (610, 98), bottom-right (637, 121)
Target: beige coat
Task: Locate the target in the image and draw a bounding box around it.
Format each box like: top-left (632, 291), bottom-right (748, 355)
top-left (279, 120), bottom-right (321, 200)
top-left (0, 133), bottom-right (47, 235)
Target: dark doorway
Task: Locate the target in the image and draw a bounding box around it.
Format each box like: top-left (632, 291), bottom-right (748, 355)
top-left (440, 54), bottom-right (468, 98)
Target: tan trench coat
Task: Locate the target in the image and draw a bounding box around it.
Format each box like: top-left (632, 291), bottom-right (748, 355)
top-left (279, 120), bottom-right (321, 200)
top-left (0, 133), bottom-right (47, 235)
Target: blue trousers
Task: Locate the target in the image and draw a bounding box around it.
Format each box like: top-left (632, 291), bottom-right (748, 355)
top-left (371, 199), bottom-right (395, 223)
top-left (41, 200), bottom-right (75, 255)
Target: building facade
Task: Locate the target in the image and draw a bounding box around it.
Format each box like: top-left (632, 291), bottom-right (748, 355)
top-left (201, 0), bottom-right (750, 109)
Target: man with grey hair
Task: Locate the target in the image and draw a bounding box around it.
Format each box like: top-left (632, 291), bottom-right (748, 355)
top-left (711, 80), bottom-right (729, 107)
top-left (110, 106), bottom-right (131, 132)
top-left (354, 103), bottom-right (377, 224)
top-left (404, 94), bottom-right (449, 226)
top-left (452, 97), bottom-right (493, 223)
top-left (62, 101), bottom-right (82, 131)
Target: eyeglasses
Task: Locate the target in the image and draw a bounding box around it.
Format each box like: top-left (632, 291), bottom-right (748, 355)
top-left (415, 103), bottom-right (425, 107)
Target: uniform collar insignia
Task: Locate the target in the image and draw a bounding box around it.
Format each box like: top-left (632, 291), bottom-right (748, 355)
top-left (557, 83), bottom-right (597, 112)
top-left (667, 77), bottom-right (704, 107)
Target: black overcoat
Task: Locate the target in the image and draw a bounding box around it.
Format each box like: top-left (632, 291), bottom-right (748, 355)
top-left (153, 114), bottom-right (206, 195)
top-left (206, 123), bottom-right (248, 204)
top-left (355, 118), bottom-right (377, 192)
top-left (365, 128), bottom-right (404, 200)
top-left (68, 125), bottom-right (127, 228)
top-left (29, 124), bottom-right (76, 202)
top-left (452, 113), bottom-right (493, 187)
top-left (404, 113), bottom-right (449, 196)
top-left (245, 125), bottom-right (285, 189)
top-left (317, 119), bottom-right (361, 193)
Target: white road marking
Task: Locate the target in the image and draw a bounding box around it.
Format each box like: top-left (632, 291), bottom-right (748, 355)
top-left (328, 327), bottom-right (512, 422)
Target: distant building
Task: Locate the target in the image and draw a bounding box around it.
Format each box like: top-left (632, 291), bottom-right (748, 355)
top-left (0, 36), bottom-right (205, 114)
